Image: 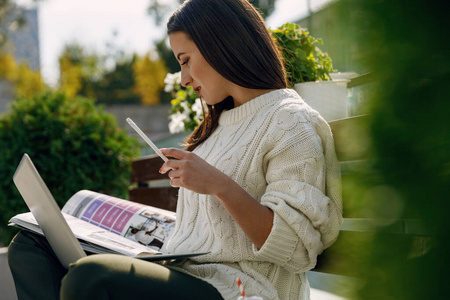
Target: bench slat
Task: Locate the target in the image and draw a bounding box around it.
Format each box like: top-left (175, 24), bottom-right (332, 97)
top-left (131, 154), bottom-right (168, 183)
top-left (129, 187), bottom-right (178, 212)
top-left (340, 218), bottom-right (428, 235)
top-left (329, 115), bottom-right (371, 162)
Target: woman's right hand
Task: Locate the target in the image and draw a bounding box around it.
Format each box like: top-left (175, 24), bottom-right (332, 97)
top-left (159, 148), bottom-right (230, 196)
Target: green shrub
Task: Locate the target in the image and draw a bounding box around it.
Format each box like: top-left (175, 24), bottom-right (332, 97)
top-left (0, 91), bottom-right (140, 245)
top-left (269, 22), bottom-right (335, 87)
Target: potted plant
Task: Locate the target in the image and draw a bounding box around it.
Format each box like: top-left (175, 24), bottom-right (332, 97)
top-left (270, 22), bottom-right (351, 121)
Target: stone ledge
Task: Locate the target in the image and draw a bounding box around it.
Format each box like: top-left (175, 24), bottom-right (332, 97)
top-left (0, 247), bottom-right (18, 300)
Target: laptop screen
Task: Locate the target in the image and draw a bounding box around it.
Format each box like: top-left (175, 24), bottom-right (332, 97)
top-left (13, 154), bottom-right (86, 268)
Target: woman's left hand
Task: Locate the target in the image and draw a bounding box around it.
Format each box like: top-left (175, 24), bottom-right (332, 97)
top-left (159, 148), bottom-right (229, 196)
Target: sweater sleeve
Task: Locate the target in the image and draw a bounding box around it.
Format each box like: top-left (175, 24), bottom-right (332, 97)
top-left (253, 115), bottom-right (342, 273)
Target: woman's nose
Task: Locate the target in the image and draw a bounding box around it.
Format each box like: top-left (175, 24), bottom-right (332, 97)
top-left (180, 69), bottom-right (192, 87)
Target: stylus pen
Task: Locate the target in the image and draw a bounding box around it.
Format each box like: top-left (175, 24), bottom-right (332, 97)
top-left (126, 118), bottom-right (169, 162)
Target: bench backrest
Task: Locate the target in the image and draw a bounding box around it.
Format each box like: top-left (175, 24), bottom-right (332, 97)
top-left (313, 115), bottom-right (372, 275)
top-left (314, 115), bottom-right (427, 277)
top-left (129, 156), bottom-right (178, 212)
top-left (128, 115), bottom-right (370, 213)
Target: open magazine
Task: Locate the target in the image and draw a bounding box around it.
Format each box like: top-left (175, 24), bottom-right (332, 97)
top-left (9, 190), bottom-right (184, 259)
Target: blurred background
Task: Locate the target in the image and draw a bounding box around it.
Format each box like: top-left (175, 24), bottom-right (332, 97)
top-left (1, 0), bottom-right (449, 299)
top-left (1, 0), bottom-right (344, 146)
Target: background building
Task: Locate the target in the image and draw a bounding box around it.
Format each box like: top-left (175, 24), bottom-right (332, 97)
top-left (0, 4), bottom-right (40, 113)
top-left (297, 0), bottom-right (366, 74)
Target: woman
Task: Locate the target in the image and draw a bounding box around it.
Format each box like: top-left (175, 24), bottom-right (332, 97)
top-left (8, 0), bottom-right (342, 299)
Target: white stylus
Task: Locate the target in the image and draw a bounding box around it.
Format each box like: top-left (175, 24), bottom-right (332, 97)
top-left (126, 118), bottom-right (168, 162)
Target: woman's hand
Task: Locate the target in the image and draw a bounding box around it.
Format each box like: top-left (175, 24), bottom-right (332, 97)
top-left (159, 148), bottom-right (228, 196)
top-left (159, 148), bottom-right (274, 249)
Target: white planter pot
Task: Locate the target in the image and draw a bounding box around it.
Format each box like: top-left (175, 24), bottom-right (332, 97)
top-left (294, 80), bottom-right (349, 121)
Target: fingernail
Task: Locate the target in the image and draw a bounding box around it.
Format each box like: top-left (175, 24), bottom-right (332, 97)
top-left (159, 168), bottom-right (162, 173)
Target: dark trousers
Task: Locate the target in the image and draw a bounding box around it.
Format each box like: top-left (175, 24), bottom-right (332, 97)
top-left (8, 231), bottom-right (223, 300)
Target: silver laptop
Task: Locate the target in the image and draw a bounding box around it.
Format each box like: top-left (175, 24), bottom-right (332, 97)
top-left (13, 154), bottom-right (87, 268)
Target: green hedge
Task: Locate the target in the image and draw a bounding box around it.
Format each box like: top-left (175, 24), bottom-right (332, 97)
top-left (0, 91), bottom-right (140, 245)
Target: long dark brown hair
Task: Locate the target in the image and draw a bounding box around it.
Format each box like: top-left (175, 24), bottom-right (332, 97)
top-left (167, 0), bottom-right (287, 151)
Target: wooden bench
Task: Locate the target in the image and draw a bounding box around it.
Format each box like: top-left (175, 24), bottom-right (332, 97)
top-left (128, 114), bottom-right (427, 297)
top-left (129, 156), bottom-right (179, 212)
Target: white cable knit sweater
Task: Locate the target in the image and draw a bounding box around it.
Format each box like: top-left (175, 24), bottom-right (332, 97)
top-left (165, 89), bottom-right (343, 300)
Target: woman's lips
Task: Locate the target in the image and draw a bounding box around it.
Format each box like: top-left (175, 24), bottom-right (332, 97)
top-left (194, 87), bottom-right (201, 97)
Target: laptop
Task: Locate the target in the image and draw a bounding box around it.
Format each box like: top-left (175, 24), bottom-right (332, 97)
top-left (13, 154), bottom-right (207, 268)
top-left (13, 154), bottom-right (87, 268)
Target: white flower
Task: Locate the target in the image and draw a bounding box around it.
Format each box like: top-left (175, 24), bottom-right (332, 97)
top-left (166, 71), bottom-right (202, 133)
top-left (180, 101), bottom-right (191, 117)
top-left (164, 72), bottom-right (180, 85)
top-left (168, 112), bottom-right (187, 134)
top-left (191, 98), bottom-right (204, 122)
top-left (164, 84), bottom-right (173, 93)
top-left (164, 72), bottom-right (181, 92)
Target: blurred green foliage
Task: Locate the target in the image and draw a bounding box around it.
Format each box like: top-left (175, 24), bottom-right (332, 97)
top-left (0, 91), bottom-right (140, 245)
top-left (58, 42), bottom-right (167, 105)
top-left (92, 55), bottom-right (141, 104)
top-left (155, 38), bottom-right (180, 75)
top-left (339, 0), bottom-right (450, 298)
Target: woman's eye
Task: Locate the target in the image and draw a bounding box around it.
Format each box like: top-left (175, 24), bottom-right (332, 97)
top-left (181, 59), bottom-right (189, 66)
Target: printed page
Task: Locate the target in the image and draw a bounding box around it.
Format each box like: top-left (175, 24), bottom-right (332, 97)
top-left (9, 212), bottom-right (160, 257)
top-left (62, 190), bottom-right (176, 252)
